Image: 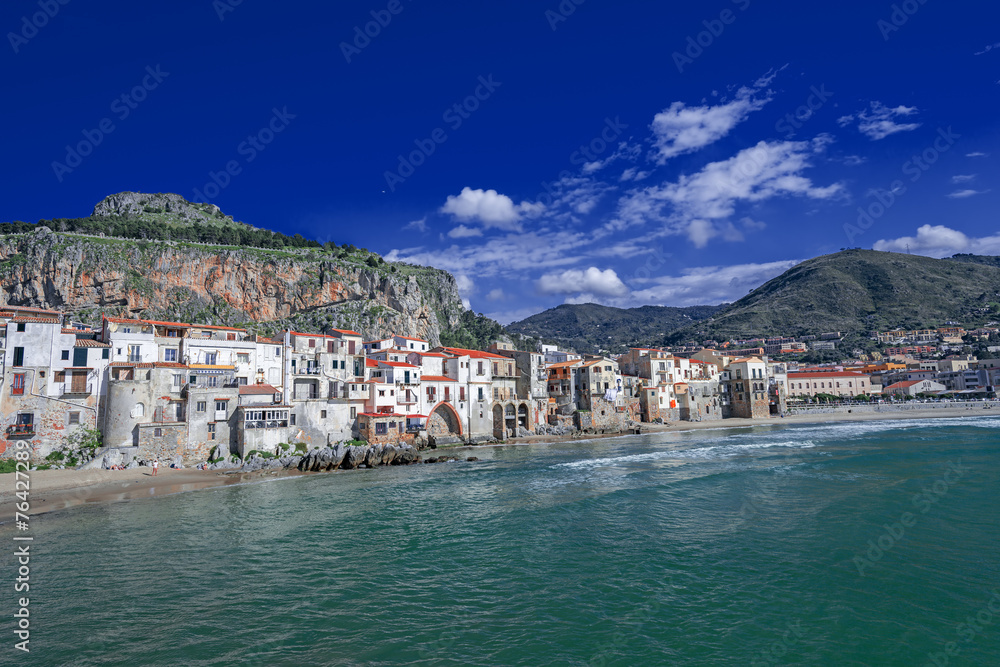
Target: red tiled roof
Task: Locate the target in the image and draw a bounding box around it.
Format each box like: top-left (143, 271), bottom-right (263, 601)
top-left (329, 328), bottom-right (361, 336)
top-left (239, 384), bottom-right (278, 395)
top-left (420, 375), bottom-right (457, 382)
top-left (365, 359), bottom-right (379, 368)
top-left (109, 361), bottom-right (188, 369)
top-left (378, 360), bottom-right (418, 368)
top-left (393, 335), bottom-right (427, 342)
top-left (413, 352), bottom-right (450, 358)
top-left (190, 323), bottom-right (246, 332)
top-left (144, 319), bottom-right (191, 328)
top-left (290, 330), bottom-right (334, 339)
top-left (359, 412), bottom-right (406, 418)
top-left (885, 380), bottom-right (920, 389)
top-left (789, 371), bottom-right (869, 379)
top-left (74, 339), bottom-right (111, 348)
top-left (11, 316), bottom-right (61, 324)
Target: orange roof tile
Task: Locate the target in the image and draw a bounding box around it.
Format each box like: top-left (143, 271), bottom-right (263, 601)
top-left (420, 375), bottom-right (457, 382)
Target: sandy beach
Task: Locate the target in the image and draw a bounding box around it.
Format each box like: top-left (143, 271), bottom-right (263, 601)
top-left (5, 406), bottom-right (993, 518)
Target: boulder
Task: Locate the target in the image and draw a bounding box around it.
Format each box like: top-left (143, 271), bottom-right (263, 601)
top-left (342, 445), bottom-right (366, 470)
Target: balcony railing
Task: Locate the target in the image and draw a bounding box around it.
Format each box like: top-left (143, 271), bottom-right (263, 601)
top-left (294, 367), bottom-right (321, 375)
top-left (243, 419), bottom-right (289, 429)
top-left (60, 382), bottom-right (93, 396)
top-left (7, 424), bottom-right (34, 437)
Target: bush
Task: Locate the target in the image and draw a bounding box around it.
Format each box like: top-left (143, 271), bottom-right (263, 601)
top-left (278, 443), bottom-right (290, 452)
top-left (345, 439), bottom-right (368, 447)
top-left (0, 459), bottom-right (18, 474)
top-left (46, 451), bottom-right (65, 462)
top-left (293, 443), bottom-right (308, 454)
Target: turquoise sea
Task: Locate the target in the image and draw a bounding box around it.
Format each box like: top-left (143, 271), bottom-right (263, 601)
top-left (8, 416), bottom-right (1000, 666)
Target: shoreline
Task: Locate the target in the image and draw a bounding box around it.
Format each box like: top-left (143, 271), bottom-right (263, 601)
top-left (6, 406), bottom-right (994, 518)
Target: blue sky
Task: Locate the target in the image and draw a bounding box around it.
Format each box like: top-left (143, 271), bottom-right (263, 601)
top-left (3, 0), bottom-right (998, 323)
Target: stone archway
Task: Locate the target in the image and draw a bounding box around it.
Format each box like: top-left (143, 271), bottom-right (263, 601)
top-left (429, 401), bottom-right (463, 444)
top-left (492, 404), bottom-right (504, 439)
top-left (505, 403), bottom-right (517, 436)
top-left (517, 403), bottom-right (529, 429)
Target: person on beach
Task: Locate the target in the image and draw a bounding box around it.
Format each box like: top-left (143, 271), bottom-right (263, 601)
top-left (152, 458), bottom-right (158, 476)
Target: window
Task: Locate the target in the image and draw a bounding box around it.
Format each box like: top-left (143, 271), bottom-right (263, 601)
top-left (321, 410), bottom-right (327, 419)
top-left (379, 390), bottom-right (385, 397)
top-left (61, 350), bottom-right (70, 360)
top-left (208, 423), bottom-right (216, 440)
top-left (494, 387), bottom-right (499, 399)
top-left (477, 361), bottom-right (484, 375)
top-left (102, 349), bottom-right (109, 359)
top-left (309, 339), bottom-right (315, 348)
top-left (12, 373), bottom-right (25, 396)
top-left (165, 349), bottom-right (177, 362)
top-left (133, 403), bottom-right (145, 418)
top-left (290, 414), bottom-right (296, 425)
top-left (69, 412), bottom-right (80, 425)
top-left (16, 322), bottom-right (25, 332)
top-left (350, 407), bottom-right (357, 419)
top-left (375, 422), bottom-right (388, 435)
top-left (478, 387), bottom-right (484, 401)
top-left (197, 401), bottom-right (206, 412)
top-left (13, 347), bottom-right (24, 367)
top-left (154, 428), bottom-right (163, 438)
top-left (215, 400), bottom-right (227, 412)
top-left (207, 376), bottom-right (218, 388)
top-left (459, 387), bottom-right (465, 401)
top-left (173, 374), bottom-right (182, 388)
top-left (340, 360), bottom-right (346, 370)
top-left (128, 345), bottom-right (141, 361)
top-left (275, 346), bottom-right (281, 356)
top-left (205, 352), bottom-right (217, 365)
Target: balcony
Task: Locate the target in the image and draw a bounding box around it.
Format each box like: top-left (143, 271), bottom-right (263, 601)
top-left (127, 355), bottom-right (143, 363)
top-left (294, 367), bottom-right (322, 375)
top-left (60, 382), bottom-right (93, 397)
top-left (7, 424), bottom-right (34, 437)
top-left (243, 419), bottom-right (289, 429)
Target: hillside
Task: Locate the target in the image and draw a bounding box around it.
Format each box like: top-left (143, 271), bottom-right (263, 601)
top-left (507, 303), bottom-right (724, 353)
top-left (0, 193), bottom-right (467, 344)
top-left (665, 249), bottom-right (1000, 343)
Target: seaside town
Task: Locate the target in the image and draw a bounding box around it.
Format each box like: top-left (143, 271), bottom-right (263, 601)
top-left (4, 303), bottom-right (999, 469)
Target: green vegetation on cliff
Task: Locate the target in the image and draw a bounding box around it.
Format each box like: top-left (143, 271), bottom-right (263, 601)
top-left (666, 250), bottom-right (1000, 343)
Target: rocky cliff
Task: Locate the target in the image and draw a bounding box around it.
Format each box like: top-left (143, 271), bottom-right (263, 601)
top-left (0, 225), bottom-right (464, 344)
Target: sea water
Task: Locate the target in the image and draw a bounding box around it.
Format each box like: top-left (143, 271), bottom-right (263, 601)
top-left (8, 416), bottom-right (1000, 665)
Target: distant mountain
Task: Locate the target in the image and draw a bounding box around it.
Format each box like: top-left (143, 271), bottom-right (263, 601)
top-left (506, 303), bottom-right (724, 353)
top-left (665, 249), bottom-right (1000, 344)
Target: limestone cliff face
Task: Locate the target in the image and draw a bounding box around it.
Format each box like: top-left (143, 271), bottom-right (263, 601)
top-left (0, 227), bottom-right (463, 344)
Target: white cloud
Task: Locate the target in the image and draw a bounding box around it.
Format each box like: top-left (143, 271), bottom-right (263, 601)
top-left (946, 189), bottom-right (990, 199)
top-left (447, 224), bottom-right (483, 238)
top-left (841, 155), bottom-right (868, 166)
top-left (403, 217), bottom-right (428, 232)
top-left (619, 167), bottom-right (651, 182)
top-left (440, 187), bottom-right (544, 231)
top-left (975, 42), bottom-right (1000, 55)
top-left (873, 224), bottom-right (1000, 257)
top-left (650, 70), bottom-right (779, 163)
top-left (483, 307), bottom-right (543, 326)
top-left (967, 152), bottom-right (989, 158)
top-left (740, 216), bottom-right (767, 231)
top-left (486, 288), bottom-right (506, 301)
top-left (537, 267), bottom-right (629, 298)
top-left (840, 102), bottom-right (921, 140)
top-left (951, 174), bottom-right (977, 184)
top-left (611, 137), bottom-right (841, 244)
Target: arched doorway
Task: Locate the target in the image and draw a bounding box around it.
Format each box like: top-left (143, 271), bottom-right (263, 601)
top-left (505, 403), bottom-right (517, 436)
top-left (517, 403), bottom-right (529, 429)
top-left (492, 404), bottom-right (504, 439)
top-left (429, 402), bottom-right (463, 444)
